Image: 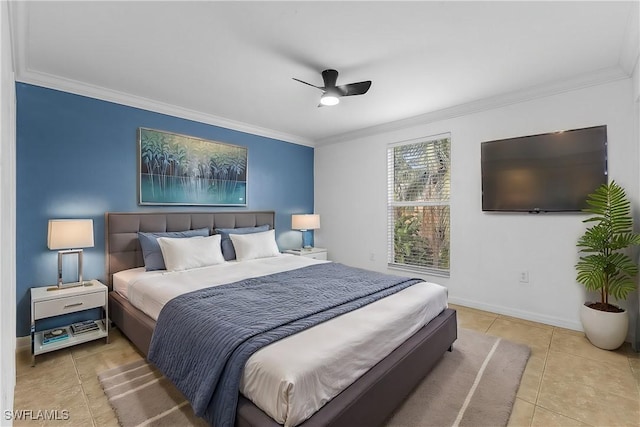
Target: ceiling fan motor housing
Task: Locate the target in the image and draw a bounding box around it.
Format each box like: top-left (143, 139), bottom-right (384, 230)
top-left (321, 69), bottom-right (339, 89)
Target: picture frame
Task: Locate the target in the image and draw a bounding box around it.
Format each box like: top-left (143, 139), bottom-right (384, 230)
top-left (138, 128), bottom-right (248, 206)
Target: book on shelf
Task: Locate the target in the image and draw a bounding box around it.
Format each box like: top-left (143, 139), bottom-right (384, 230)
top-left (43, 329), bottom-right (69, 344)
top-left (71, 320), bottom-right (100, 335)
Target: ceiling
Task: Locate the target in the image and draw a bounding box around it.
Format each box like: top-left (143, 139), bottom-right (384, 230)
top-left (10, 1), bottom-right (639, 146)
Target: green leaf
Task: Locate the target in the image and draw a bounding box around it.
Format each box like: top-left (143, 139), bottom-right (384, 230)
top-left (576, 180), bottom-right (639, 303)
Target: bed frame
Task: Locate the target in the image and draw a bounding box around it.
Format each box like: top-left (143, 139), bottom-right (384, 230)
top-left (105, 211), bottom-right (458, 427)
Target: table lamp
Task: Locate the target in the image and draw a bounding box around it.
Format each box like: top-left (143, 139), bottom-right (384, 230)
top-left (47, 219), bottom-right (94, 288)
top-left (291, 214), bottom-right (320, 249)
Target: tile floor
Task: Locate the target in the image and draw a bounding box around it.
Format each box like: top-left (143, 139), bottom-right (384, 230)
top-left (12, 304), bottom-right (640, 426)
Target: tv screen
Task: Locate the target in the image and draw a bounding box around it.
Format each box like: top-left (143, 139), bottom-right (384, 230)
top-left (481, 125), bottom-right (607, 212)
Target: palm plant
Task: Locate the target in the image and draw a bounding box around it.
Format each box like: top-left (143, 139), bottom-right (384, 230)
top-left (575, 181), bottom-right (640, 310)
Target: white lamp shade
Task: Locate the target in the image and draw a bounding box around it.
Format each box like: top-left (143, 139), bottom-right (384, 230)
top-left (291, 214), bottom-right (320, 231)
top-left (47, 219), bottom-right (94, 250)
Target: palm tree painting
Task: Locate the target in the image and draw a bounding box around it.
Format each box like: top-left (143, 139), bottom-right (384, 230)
top-left (138, 128), bottom-right (248, 206)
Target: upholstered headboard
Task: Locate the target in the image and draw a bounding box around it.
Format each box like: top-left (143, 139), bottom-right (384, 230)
top-left (104, 211), bottom-right (275, 286)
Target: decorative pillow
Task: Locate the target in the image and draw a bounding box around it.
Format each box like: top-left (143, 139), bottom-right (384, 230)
top-left (215, 224), bottom-right (270, 261)
top-left (229, 229), bottom-right (280, 262)
top-left (138, 228), bottom-right (210, 271)
top-left (157, 234), bottom-right (225, 271)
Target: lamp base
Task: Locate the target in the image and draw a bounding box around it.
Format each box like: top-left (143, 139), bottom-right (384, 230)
top-left (300, 230), bottom-right (316, 249)
top-left (58, 281), bottom-right (85, 289)
top-left (57, 249), bottom-right (84, 289)
top-left (47, 281), bottom-right (92, 291)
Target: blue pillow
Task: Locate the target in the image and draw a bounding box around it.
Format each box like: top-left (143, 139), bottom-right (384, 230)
top-left (138, 228), bottom-right (210, 271)
top-left (215, 225), bottom-right (270, 261)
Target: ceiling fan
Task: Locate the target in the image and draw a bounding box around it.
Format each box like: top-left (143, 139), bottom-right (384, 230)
top-left (293, 69), bottom-right (372, 106)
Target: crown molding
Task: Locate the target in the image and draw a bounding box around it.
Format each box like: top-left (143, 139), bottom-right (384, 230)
top-left (10, 2), bottom-right (313, 148)
top-left (15, 69), bottom-right (315, 147)
top-left (619, 0), bottom-right (639, 76)
top-left (9, 0), bottom-right (26, 78)
top-left (316, 66), bottom-right (630, 146)
top-left (10, 1), bottom-right (634, 149)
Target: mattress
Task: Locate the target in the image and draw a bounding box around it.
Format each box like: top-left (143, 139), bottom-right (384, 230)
top-left (112, 266), bottom-right (146, 299)
top-left (114, 255), bottom-right (448, 426)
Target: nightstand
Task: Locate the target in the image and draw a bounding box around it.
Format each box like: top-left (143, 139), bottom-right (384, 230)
top-left (30, 280), bottom-right (109, 366)
top-left (284, 247), bottom-right (328, 260)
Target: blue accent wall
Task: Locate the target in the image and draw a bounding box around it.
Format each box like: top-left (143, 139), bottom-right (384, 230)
top-left (16, 83), bottom-right (314, 337)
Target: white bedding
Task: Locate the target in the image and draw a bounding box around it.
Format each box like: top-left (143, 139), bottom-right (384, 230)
top-left (114, 255), bottom-right (448, 427)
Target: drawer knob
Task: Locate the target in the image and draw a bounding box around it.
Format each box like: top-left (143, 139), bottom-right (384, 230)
top-left (64, 302), bottom-right (83, 309)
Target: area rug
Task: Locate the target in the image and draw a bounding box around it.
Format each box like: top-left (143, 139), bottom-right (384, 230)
top-left (98, 328), bottom-right (530, 427)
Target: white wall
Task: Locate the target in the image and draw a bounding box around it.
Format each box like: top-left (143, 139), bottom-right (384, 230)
top-left (315, 78), bottom-right (638, 335)
top-left (0, 0), bottom-right (17, 421)
top-left (634, 54), bottom-right (640, 350)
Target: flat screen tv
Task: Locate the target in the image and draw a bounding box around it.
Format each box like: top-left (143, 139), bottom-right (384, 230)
top-left (481, 125), bottom-right (607, 212)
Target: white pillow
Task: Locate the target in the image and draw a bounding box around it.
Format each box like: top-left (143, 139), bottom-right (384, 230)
top-left (157, 234), bottom-right (225, 271)
top-left (229, 229), bottom-right (280, 261)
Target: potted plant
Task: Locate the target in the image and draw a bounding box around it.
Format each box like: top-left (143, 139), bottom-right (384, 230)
top-left (575, 180), bottom-right (640, 350)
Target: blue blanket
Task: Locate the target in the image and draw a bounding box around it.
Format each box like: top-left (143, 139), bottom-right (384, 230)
top-left (148, 262), bottom-right (422, 427)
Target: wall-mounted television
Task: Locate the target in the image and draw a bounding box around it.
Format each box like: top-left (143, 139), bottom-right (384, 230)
top-left (481, 125), bottom-right (608, 213)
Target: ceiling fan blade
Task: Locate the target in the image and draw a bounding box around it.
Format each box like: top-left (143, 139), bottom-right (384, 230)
top-left (321, 69), bottom-right (339, 88)
top-left (295, 68), bottom-right (372, 106)
top-left (338, 81), bottom-right (372, 96)
top-left (292, 77), bottom-right (322, 90)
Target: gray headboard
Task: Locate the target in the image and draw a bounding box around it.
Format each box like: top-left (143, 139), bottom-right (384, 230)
top-left (105, 211), bottom-right (275, 286)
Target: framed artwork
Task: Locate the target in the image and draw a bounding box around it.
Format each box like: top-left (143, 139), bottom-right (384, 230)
top-left (138, 128), bottom-right (248, 206)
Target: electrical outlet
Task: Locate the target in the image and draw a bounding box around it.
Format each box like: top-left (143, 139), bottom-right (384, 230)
top-left (369, 253), bottom-right (375, 262)
top-left (519, 271), bottom-right (529, 284)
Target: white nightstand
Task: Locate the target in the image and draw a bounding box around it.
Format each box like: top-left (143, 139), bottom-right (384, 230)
top-left (284, 247), bottom-right (328, 260)
top-left (30, 280), bottom-right (109, 366)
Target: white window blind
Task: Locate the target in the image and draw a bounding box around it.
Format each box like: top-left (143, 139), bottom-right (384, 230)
top-left (387, 135), bottom-right (451, 275)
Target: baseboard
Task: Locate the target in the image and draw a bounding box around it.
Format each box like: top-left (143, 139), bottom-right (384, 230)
top-left (448, 297), bottom-right (640, 345)
top-left (448, 296), bottom-right (583, 332)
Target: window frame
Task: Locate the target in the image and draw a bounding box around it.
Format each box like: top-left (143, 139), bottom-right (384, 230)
top-left (387, 133), bottom-right (451, 277)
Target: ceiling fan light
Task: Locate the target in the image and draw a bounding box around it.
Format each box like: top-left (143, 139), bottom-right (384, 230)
top-left (320, 94), bottom-right (340, 106)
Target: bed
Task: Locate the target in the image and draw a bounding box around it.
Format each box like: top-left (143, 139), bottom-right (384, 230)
top-left (105, 211), bottom-right (457, 427)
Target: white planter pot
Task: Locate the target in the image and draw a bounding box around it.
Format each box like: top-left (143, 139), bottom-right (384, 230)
top-left (580, 304), bottom-right (628, 350)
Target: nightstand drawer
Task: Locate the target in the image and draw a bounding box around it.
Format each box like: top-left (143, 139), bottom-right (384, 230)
top-left (34, 291), bottom-right (105, 319)
top-left (306, 252), bottom-right (328, 260)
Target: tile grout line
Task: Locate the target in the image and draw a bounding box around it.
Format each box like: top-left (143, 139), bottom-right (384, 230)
top-left (528, 326), bottom-right (553, 426)
top-left (546, 346), bottom-right (634, 374)
top-left (71, 351), bottom-right (99, 427)
top-left (521, 325), bottom-right (551, 426)
top-left (547, 347), bottom-right (631, 368)
top-left (533, 328), bottom-right (598, 427)
top-left (534, 328), bottom-right (553, 407)
top-left (496, 314), bottom-right (555, 333)
top-left (483, 315), bottom-right (499, 333)
top-left (530, 403), bottom-right (598, 427)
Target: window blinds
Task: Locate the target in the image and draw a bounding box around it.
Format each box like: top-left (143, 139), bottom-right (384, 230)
top-left (387, 135), bottom-right (451, 274)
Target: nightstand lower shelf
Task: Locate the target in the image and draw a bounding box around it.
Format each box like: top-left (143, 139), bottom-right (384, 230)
top-left (33, 320), bottom-right (108, 357)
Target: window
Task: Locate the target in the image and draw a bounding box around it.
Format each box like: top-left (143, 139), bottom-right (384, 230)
top-left (387, 134), bottom-right (451, 275)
